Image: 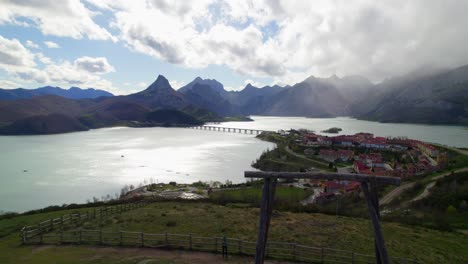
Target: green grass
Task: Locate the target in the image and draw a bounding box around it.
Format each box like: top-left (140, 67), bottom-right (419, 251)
top-left (209, 186), bottom-right (314, 208)
top-left (63, 202), bottom-right (468, 263)
top-left (1, 202), bottom-right (467, 263)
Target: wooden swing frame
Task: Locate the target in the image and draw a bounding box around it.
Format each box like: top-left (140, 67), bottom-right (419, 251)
top-left (245, 171), bottom-right (401, 264)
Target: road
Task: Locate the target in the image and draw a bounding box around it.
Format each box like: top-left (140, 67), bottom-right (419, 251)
top-left (284, 146), bottom-right (329, 167)
top-left (411, 166), bottom-right (468, 202)
top-left (380, 166), bottom-right (468, 205)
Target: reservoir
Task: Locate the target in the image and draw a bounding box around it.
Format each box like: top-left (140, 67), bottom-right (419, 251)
top-left (0, 116), bottom-right (467, 212)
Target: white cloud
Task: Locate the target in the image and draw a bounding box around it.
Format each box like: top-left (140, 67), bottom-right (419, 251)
top-left (0, 35), bottom-right (36, 71)
top-left (0, 79), bottom-right (21, 89)
top-left (74, 56), bottom-right (115, 74)
top-left (3, 1), bottom-right (468, 85)
top-left (43, 41), bottom-right (60, 48)
top-left (0, 35), bottom-right (116, 91)
top-left (244, 79), bottom-right (264, 88)
top-left (25, 40), bottom-right (40, 49)
top-left (89, 0), bottom-right (468, 83)
top-left (169, 80), bottom-right (183, 90)
top-left (0, 0), bottom-right (115, 41)
top-left (36, 53), bottom-right (53, 65)
top-left (137, 82), bottom-right (147, 88)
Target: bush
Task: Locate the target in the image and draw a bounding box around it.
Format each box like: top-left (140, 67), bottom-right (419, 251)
top-left (446, 205), bottom-right (457, 214)
top-left (166, 220), bottom-right (177, 227)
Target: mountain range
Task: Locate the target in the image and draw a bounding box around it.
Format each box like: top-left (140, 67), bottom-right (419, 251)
top-left (0, 64), bottom-right (467, 134)
top-left (0, 86), bottom-right (113, 100)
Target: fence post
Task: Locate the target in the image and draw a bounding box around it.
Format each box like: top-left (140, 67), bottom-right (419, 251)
top-left (321, 247), bottom-right (324, 263)
top-left (60, 230), bottom-right (63, 244)
top-left (239, 240), bottom-right (242, 254)
top-left (21, 227), bottom-right (26, 244)
top-left (79, 229), bottom-right (82, 244)
top-left (141, 232), bottom-right (144, 247)
top-left (214, 237), bottom-right (218, 253)
top-left (60, 216), bottom-right (64, 230)
top-left (99, 230), bottom-right (102, 244)
top-left (293, 243), bottom-right (297, 261)
top-left (120, 231), bottom-right (123, 246)
top-left (351, 252), bottom-right (354, 264)
top-left (50, 218), bottom-right (54, 231)
top-left (165, 233), bottom-right (169, 246)
top-left (189, 234), bottom-right (192, 250)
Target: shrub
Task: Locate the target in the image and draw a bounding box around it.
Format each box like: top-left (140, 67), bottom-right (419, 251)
top-left (166, 220), bottom-right (177, 227)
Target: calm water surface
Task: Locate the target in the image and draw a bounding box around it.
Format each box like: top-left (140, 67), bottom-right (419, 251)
top-left (0, 127), bottom-right (274, 212)
top-left (1, 116), bottom-right (467, 212)
top-left (215, 116), bottom-right (468, 148)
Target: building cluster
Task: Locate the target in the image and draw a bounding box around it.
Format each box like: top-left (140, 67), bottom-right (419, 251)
top-left (308, 180), bottom-right (361, 204)
top-left (301, 132), bottom-right (448, 179)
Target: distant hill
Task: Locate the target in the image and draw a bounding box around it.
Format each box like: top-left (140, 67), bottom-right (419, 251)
top-left (0, 113), bottom-right (88, 135)
top-left (0, 77), bottom-right (216, 135)
top-left (354, 65), bottom-right (468, 124)
top-left (146, 109), bottom-right (203, 126)
top-left (0, 86), bottom-right (113, 100)
top-left (1, 64), bottom-right (467, 135)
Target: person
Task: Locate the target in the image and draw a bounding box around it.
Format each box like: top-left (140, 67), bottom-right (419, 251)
top-left (222, 235), bottom-right (228, 259)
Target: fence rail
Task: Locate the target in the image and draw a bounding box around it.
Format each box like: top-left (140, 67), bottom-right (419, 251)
top-left (22, 229), bottom-right (416, 264)
top-left (20, 200), bottom-right (417, 264)
top-left (20, 201), bottom-right (148, 244)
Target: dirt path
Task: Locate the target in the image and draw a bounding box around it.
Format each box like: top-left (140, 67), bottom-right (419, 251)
top-left (381, 166), bottom-right (468, 205)
top-left (284, 146), bottom-right (329, 167)
top-left (30, 245), bottom-right (294, 264)
top-left (412, 167), bottom-right (468, 202)
top-left (379, 182), bottom-right (415, 206)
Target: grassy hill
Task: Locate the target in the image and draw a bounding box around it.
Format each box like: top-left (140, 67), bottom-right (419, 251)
top-left (1, 201), bottom-right (466, 263)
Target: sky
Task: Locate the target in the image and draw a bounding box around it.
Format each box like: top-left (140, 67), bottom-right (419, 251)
top-left (0, 0), bottom-right (468, 95)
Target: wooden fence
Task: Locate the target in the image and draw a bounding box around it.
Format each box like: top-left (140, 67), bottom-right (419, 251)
top-left (20, 201), bottom-right (417, 264)
top-left (21, 230), bottom-right (416, 263)
top-left (20, 201), bottom-right (147, 243)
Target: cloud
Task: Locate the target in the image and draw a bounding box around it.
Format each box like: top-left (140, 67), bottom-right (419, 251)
top-left (169, 80), bottom-right (183, 90)
top-left (43, 41), bottom-right (60, 48)
top-left (0, 0), bottom-right (115, 41)
top-left (0, 79), bottom-right (21, 89)
top-left (0, 35), bottom-right (36, 70)
top-left (244, 79), bottom-right (264, 88)
top-left (87, 0), bottom-right (468, 83)
top-left (25, 40), bottom-right (40, 49)
top-left (0, 35), bottom-right (116, 91)
top-left (74, 56), bottom-right (115, 74)
top-left (3, 1), bottom-right (468, 85)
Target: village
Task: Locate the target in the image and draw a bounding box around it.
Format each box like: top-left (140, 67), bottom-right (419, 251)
top-left (286, 130), bottom-right (449, 204)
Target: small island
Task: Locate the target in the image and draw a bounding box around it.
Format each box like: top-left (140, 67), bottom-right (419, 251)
top-left (321, 127), bottom-right (342, 133)
top-left (223, 116), bottom-right (254, 122)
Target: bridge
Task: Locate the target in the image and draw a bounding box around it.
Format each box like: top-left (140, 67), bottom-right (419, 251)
top-left (189, 125), bottom-right (272, 135)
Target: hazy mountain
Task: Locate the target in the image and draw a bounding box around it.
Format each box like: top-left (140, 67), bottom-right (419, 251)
top-left (232, 83), bottom-right (285, 114)
top-left (261, 76), bottom-right (349, 117)
top-left (0, 86), bottom-right (113, 100)
top-left (1, 66), bottom-right (467, 135)
top-left (356, 65), bottom-right (468, 124)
